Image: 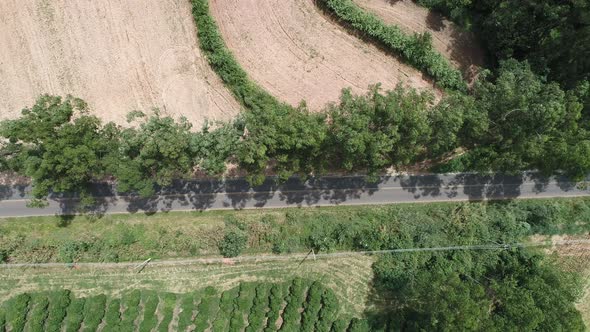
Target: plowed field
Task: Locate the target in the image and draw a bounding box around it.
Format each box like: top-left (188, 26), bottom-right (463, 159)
top-left (209, 0), bottom-right (436, 110)
top-left (0, 0), bottom-right (239, 126)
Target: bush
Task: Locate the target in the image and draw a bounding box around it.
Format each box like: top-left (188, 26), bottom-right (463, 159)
top-left (229, 283), bottom-right (256, 332)
top-left (64, 298), bottom-right (85, 332)
top-left (156, 293), bottom-right (176, 332)
top-left (301, 282), bottom-right (324, 332)
top-left (81, 294), bottom-right (107, 332)
top-left (28, 295), bottom-right (49, 332)
top-left (318, 0), bottom-right (466, 91)
top-left (280, 278), bottom-right (310, 331)
top-left (245, 283), bottom-right (271, 332)
top-left (138, 291), bottom-right (159, 332)
top-left (193, 287), bottom-right (219, 331)
top-left (219, 230), bottom-right (248, 258)
top-left (177, 293), bottom-right (198, 331)
top-left (330, 318), bottom-right (351, 332)
top-left (104, 299), bottom-right (121, 331)
top-left (5, 293), bottom-right (30, 332)
top-left (316, 289), bottom-right (339, 332)
top-left (263, 283), bottom-right (285, 332)
top-left (46, 290), bottom-right (71, 332)
top-left (212, 288), bottom-right (238, 331)
top-left (120, 290), bottom-right (141, 332)
top-left (0, 309), bottom-right (5, 332)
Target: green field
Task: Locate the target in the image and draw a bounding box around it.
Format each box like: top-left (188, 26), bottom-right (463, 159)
top-left (0, 279), bottom-right (364, 332)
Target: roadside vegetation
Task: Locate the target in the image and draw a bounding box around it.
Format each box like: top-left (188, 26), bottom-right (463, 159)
top-left (1, 199), bottom-right (589, 329)
top-left (1, 198), bottom-right (589, 264)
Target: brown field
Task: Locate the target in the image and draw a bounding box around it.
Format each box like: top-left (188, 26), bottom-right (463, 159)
top-left (0, 0), bottom-right (239, 127)
top-left (353, 0), bottom-right (484, 80)
top-left (210, 0), bottom-right (437, 110)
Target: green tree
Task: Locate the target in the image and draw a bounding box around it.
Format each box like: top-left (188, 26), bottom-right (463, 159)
top-left (327, 85), bottom-right (433, 177)
top-left (112, 111), bottom-right (196, 197)
top-left (0, 95), bottom-right (117, 205)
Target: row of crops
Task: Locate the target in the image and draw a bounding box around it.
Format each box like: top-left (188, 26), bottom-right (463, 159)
top-left (0, 279), bottom-right (368, 332)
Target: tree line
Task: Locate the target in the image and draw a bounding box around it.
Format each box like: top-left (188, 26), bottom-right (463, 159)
top-left (1, 0), bottom-right (589, 204)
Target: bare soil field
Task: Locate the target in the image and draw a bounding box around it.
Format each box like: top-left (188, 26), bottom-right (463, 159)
top-left (0, 0), bottom-right (239, 127)
top-left (209, 0), bottom-right (436, 110)
top-left (353, 0), bottom-right (484, 80)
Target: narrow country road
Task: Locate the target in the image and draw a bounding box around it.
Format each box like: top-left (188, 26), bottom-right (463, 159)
top-left (0, 173), bottom-right (587, 218)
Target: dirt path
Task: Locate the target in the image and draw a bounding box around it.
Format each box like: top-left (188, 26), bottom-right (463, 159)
top-left (353, 0), bottom-right (484, 80)
top-left (0, 0), bottom-right (239, 127)
top-left (209, 0), bottom-right (436, 111)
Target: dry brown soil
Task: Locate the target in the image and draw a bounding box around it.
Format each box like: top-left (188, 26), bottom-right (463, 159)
top-left (0, 0), bottom-right (239, 127)
top-left (209, 0), bottom-right (437, 110)
top-left (353, 0), bottom-right (484, 80)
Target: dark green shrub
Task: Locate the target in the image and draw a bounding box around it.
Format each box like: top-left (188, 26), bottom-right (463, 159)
top-left (212, 288), bottom-right (238, 331)
top-left (81, 294), bottom-right (107, 332)
top-left (219, 230), bottom-right (248, 258)
top-left (348, 318), bottom-right (370, 332)
top-left (245, 283), bottom-right (271, 332)
top-left (5, 293), bottom-right (30, 332)
top-left (46, 290), bottom-right (71, 332)
top-left (263, 283), bottom-right (285, 332)
top-left (64, 297), bottom-right (86, 332)
top-left (279, 278), bottom-right (309, 331)
top-left (316, 288), bottom-right (339, 332)
top-left (177, 292), bottom-right (198, 331)
top-left (58, 241), bottom-right (88, 263)
top-left (28, 294), bottom-right (49, 332)
top-left (330, 318), bottom-right (351, 332)
top-left (318, 0), bottom-right (466, 91)
top-left (156, 293), bottom-right (176, 332)
top-left (301, 282), bottom-right (324, 332)
top-left (194, 287), bottom-right (220, 332)
top-left (229, 283), bottom-right (257, 332)
top-left (138, 291), bottom-right (159, 332)
top-left (104, 299), bottom-right (121, 331)
top-left (120, 290), bottom-right (141, 331)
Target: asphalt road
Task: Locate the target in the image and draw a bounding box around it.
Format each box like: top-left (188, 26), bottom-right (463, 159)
top-left (0, 173), bottom-right (588, 218)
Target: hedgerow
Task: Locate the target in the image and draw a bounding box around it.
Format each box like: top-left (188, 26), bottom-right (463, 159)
top-left (46, 290), bottom-right (71, 332)
top-left (316, 288), bottom-right (339, 332)
top-left (5, 293), bottom-right (30, 332)
top-left (229, 283), bottom-right (257, 332)
top-left (212, 288), bottom-right (239, 331)
top-left (279, 278), bottom-right (310, 332)
top-left (120, 290), bottom-right (141, 332)
top-left (28, 294), bottom-right (49, 332)
top-left (177, 292), bottom-right (198, 331)
top-left (156, 293), bottom-right (176, 332)
top-left (104, 299), bottom-right (121, 331)
top-left (194, 287), bottom-right (219, 332)
top-left (318, 0), bottom-right (466, 91)
top-left (63, 298), bottom-right (85, 332)
top-left (138, 291), bottom-right (159, 332)
top-left (81, 294), bottom-right (106, 332)
top-left (301, 282), bottom-right (324, 332)
top-left (263, 283), bottom-right (286, 332)
top-left (245, 283), bottom-right (271, 332)
top-left (330, 318), bottom-right (352, 332)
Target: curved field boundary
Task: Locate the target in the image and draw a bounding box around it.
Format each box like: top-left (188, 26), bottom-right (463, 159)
top-left (204, 0), bottom-right (436, 111)
top-left (318, 0), bottom-right (467, 91)
top-left (190, 0), bottom-right (290, 114)
top-left (352, 0), bottom-right (484, 80)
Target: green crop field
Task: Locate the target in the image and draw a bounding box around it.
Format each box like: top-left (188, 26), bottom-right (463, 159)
top-left (0, 279), bottom-right (365, 332)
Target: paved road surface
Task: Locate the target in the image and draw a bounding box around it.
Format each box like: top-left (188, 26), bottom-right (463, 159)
top-left (0, 173), bottom-right (587, 217)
